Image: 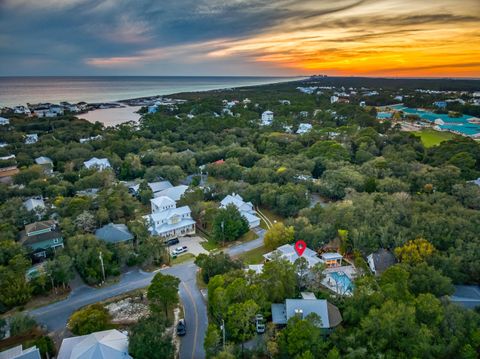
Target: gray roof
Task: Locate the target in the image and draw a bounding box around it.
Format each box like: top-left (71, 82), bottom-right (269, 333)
top-left (0, 345), bottom-right (41, 359)
top-left (450, 285), bottom-right (480, 309)
top-left (35, 156), bottom-right (53, 165)
top-left (368, 249), bottom-right (396, 275)
top-left (95, 223), bottom-right (133, 244)
top-left (154, 185), bottom-right (188, 202)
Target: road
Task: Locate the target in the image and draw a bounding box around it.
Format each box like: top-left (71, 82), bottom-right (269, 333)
top-left (29, 232), bottom-right (265, 359)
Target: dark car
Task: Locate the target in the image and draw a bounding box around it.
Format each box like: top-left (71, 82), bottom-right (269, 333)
top-left (177, 319), bottom-right (186, 336)
top-left (165, 238), bottom-right (180, 246)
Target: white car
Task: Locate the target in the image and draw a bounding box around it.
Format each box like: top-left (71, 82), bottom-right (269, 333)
top-left (255, 314), bottom-right (265, 334)
top-left (171, 246), bottom-right (188, 256)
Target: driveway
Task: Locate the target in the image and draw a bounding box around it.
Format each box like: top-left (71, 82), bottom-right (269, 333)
top-left (29, 236), bottom-right (264, 359)
top-left (177, 236), bottom-right (209, 256)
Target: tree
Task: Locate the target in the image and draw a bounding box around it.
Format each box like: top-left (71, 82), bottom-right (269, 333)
top-left (277, 314), bottom-right (326, 358)
top-left (204, 324), bottom-right (222, 358)
top-left (129, 316), bottom-right (174, 359)
top-left (264, 222), bottom-right (295, 250)
top-left (74, 210), bottom-right (96, 233)
top-left (260, 257), bottom-right (296, 303)
top-left (212, 204), bottom-right (249, 243)
top-left (46, 254), bottom-right (75, 289)
top-left (0, 255), bottom-right (32, 308)
top-left (294, 257), bottom-right (309, 291)
top-left (407, 263), bottom-right (454, 297)
top-left (68, 304), bottom-right (112, 335)
top-left (137, 180), bottom-right (153, 205)
top-left (306, 262), bottom-right (326, 293)
top-left (147, 273), bottom-right (180, 321)
top-left (395, 238), bottom-right (435, 265)
top-left (9, 313), bottom-right (37, 336)
top-left (195, 252), bottom-right (242, 284)
top-left (226, 299), bottom-right (259, 352)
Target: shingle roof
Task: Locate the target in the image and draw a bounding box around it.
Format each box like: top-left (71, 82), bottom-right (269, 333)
top-left (95, 223), bottom-right (133, 244)
top-left (25, 220), bottom-right (56, 234)
top-left (369, 249), bottom-right (396, 275)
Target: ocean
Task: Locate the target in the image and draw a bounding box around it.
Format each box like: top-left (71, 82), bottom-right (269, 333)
top-left (0, 76), bottom-right (300, 107)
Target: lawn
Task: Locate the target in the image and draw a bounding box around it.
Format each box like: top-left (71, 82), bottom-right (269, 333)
top-left (171, 253), bottom-right (195, 265)
top-left (237, 245), bottom-right (269, 265)
top-left (412, 129), bottom-right (457, 147)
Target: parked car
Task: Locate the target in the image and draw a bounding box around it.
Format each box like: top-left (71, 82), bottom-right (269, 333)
top-left (255, 314), bottom-right (265, 334)
top-left (165, 238), bottom-right (180, 246)
top-left (177, 319), bottom-right (186, 336)
top-left (172, 246), bottom-right (188, 255)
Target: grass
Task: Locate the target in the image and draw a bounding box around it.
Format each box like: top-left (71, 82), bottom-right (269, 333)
top-left (238, 230), bottom-right (258, 243)
top-left (196, 270), bottom-right (208, 290)
top-left (237, 245), bottom-right (269, 265)
top-left (171, 253), bottom-right (195, 265)
top-left (259, 207), bottom-right (284, 225)
top-left (412, 129), bottom-right (457, 147)
top-left (201, 239), bottom-right (219, 251)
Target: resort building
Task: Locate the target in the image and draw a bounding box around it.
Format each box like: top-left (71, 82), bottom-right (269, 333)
top-left (220, 193), bottom-right (260, 228)
top-left (261, 111), bottom-right (274, 126)
top-left (20, 220), bottom-right (64, 258)
top-left (84, 157), bottom-right (111, 171)
top-left (271, 292), bottom-right (342, 332)
top-left (367, 249), bottom-right (396, 276)
top-left (95, 223), bottom-right (134, 244)
top-left (57, 329), bottom-right (132, 359)
top-left (144, 196), bottom-right (195, 239)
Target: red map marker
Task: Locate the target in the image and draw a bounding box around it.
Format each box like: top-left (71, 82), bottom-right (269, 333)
top-left (295, 240), bottom-right (307, 256)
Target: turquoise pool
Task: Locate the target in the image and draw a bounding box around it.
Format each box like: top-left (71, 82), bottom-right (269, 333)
top-left (330, 271), bottom-right (354, 294)
top-left (389, 105), bottom-right (480, 136)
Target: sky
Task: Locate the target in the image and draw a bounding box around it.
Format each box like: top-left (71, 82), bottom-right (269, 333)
top-left (0, 0), bottom-right (479, 78)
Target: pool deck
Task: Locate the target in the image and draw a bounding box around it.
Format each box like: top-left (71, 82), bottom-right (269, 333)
top-left (322, 265), bottom-right (357, 296)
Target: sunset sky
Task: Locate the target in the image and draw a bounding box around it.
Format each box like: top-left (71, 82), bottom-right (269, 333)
top-left (0, 0), bottom-right (479, 77)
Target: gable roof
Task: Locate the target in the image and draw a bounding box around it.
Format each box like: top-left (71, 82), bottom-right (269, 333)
top-left (57, 329), bottom-right (132, 359)
top-left (23, 198), bottom-right (46, 212)
top-left (151, 196), bottom-right (176, 209)
top-left (35, 156), bottom-right (53, 165)
top-left (154, 185), bottom-right (188, 202)
top-left (285, 299), bottom-right (330, 328)
top-left (95, 223), bottom-right (133, 244)
top-left (25, 220), bottom-right (56, 234)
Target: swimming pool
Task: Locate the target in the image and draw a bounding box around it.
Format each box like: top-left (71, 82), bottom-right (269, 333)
top-left (329, 271), bottom-right (354, 294)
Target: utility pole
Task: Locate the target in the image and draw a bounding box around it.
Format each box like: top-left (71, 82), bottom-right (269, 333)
top-left (99, 251), bottom-right (106, 284)
top-left (221, 220), bottom-right (225, 247)
top-left (220, 319), bottom-right (226, 349)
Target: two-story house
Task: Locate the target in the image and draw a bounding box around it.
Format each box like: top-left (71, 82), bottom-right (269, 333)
top-left (144, 196), bottom-right (195, 239)
top-left (20, 220), bottom-right (64, 258)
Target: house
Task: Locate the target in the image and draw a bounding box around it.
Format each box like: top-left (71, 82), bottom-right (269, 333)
top-left (144, 196), bottom-right (195, 239)
top-left (220, 193), bottom-right (260, 228)
top-left (20, 220), bottom-right (64, 258)
top-left (0, 345), bottom-right (41, 359)
top-left (366, 249), bottom-right (396, 276)
top-left (261, 111), bottom-right (273, 126)
top-left (79, 135), bottom-right (103, 144)
top-left (154, 184), bottom-right (188, 202)
top-left (299, 111), bottom-right (309, 118)
top-left (279, 100), bottom-right (291, 105)
top-left (35, 156), bottom-right (53, 174)
top-left (129, 180), bottom-right (173, 197)
top-left (13, 106), bottom-right (31, 115)
top-left (359, 101), bottom-right (366, 107)
top-left (84, 157), bottom-right (111, 171)
top-left (23, 197), bottom-right (46, 213)
top-left (264, 244), bottom-right (321, 267)
top-left (394, 95), bottom-right (403, 101)
top-left (320, 252), bottom-right (343, 268)
top-left (296, 123), bottom-right (312, 134)
top-left (330, 95), bottom-right (339, 104)
top-left (95, 223), bottom-right (134, 244)
top-left (0, 116), bottom-right (10, 125)
top-left (25, 134), bottom-right (39, 144)
top-left (271, 293), bottom-right (342, 331)
top-left (57, 329), bottom-right (132, 359)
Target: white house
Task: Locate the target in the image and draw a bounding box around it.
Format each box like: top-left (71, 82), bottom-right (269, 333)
top-left (330, 95), bottom-right (339, 104)
top-left (261, 111), bottom-right (274, 126)
top-left (220, 193), bottom-right (260, 228)
top-left (57, 329), bottom-right (132, 359)
top-left (25, 134), bottom-right (39, 144)
top-left (279, 100), bottom-right (291, 105)
top-left (23, 197), bottom-right (46, 212)
top-left (144, 196), bottom-right (195, 239)
top-left (129, 180), bottom-right (173, 197)
top-left (35, 156), bottom-right (53, 174)
top-left (0, 345), bottom-right (41, 359)
top-left (154, 184), bottom-right (188, 202)
top-left (83, 157), bottom-right (111, 171)
top-left (296, 123), bottom-right (313, 134)
top-left (13, 106), bottom-right (31, 115)
top-left (0, 116), bottom-right (10, 125)
top-left (79, 135), bottom-right (103, 144)
top-left (264, 244), bottom-right (322, 268)
top-left (359, 101), bottom-right (366, 107)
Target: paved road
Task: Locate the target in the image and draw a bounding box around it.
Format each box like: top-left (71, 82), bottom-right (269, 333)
top-left (29, 234), bottom-right (265, 359)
